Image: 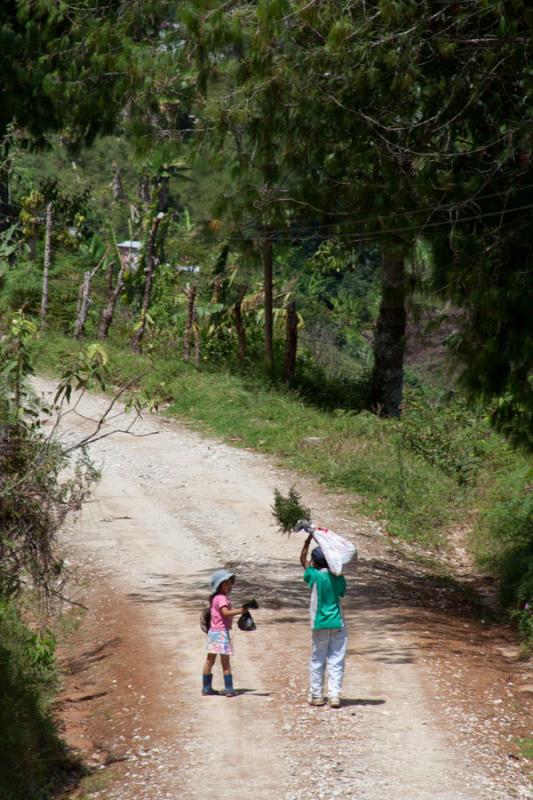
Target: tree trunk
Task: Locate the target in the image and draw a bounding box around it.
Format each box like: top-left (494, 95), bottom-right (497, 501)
top-left (182, 285), bottom-right (197, 362)
top-left (139, 172), bottom-right (151, 205)
top-left (263, 230), bottom-right (274, 378)
top-left (193, 318), bottom-right (201, 368)
top-left (29, 233), bottom-right (38, 261)
top-left (234, 284), bottom-right (247, 364)
top-left (40, 203), bottom-right (53, 325)
top-left (369, 248), bottom-right (407, 417)
top-left (111, 161), bottom-right (125, 202)
top-left (157, 175), bottom-right (170, 212)
top-left (105, 254), bottom-right (115, 297)
top-left (73, 272), bottom-right (91, 339)
top-left (284, 301), bottom-right (298, 384)
top-left (131, 213), bottom-right (164, 354)
top-left (98, 261), bottom-right (125, 340)
top-left (73, 256), bottom-right (105, 339)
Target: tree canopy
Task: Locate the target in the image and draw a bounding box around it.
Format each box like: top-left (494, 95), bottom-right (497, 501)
top-left (175, 0), bottom-right (532, 439)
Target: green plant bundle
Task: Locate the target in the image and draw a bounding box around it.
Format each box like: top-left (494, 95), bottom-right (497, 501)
top-left (272, 486), bottom-right (311, 535)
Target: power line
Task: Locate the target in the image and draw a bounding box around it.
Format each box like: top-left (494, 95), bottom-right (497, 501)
top-left (2, 200), bottom-right (532, 245)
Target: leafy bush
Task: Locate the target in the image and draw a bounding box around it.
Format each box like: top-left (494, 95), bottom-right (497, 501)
top-left (0, 601), bottom-right (72, 800)
top-left (475, 460), bottom-right (533, 640)
top-left (399, 390), bottom-right (491, 486)
top-left (0, 260), bottom-right (42, 315)
top-left (0, 317), bottom-right (109, 797)
top-left (0, 317), bottom-right (97, 600)
top-left (293, 352), bottom-right (370, 412)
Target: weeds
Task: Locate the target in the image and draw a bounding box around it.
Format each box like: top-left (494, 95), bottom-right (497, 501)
top-left (517, 738), bottom-right (533, 761)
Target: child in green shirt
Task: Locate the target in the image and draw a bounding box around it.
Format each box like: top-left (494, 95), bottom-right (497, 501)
top-left (300, 533), bottom-right (347, 708)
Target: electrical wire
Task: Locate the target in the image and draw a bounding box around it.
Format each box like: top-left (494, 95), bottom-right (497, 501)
top-left (3, 178), bottom-right (532, 233)
top-left (2, 200), bottom-right (531, 245)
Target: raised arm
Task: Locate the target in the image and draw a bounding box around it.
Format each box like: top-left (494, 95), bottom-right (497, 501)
top-left (300, 533), bottom-right (313, 569)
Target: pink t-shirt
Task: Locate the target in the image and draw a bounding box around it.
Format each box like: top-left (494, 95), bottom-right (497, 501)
top-left (210, 593), bottom-right (233, 631)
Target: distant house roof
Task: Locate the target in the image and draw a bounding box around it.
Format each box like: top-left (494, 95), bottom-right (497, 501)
top-left (117, 240), bottom-right (142, 250)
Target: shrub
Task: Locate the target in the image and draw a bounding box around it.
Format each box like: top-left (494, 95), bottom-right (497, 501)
top-left (399, 390), bottom-right (491, 486)
top-left (476, 461), bottom-right (533, 640)
top-left (0, 260), bottom-right (42, 315)
top-left (0, 601), bottom-right (72, 800)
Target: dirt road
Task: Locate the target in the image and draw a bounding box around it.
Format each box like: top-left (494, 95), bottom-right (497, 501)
top-left (37, 378), bottom-right (531, 800)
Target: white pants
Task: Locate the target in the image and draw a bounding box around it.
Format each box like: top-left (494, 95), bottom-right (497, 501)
top-left (309, 627), bottom-right (347, 698)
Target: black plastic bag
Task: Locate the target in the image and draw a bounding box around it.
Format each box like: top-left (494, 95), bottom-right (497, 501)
top-left (237, 610), bottom-right (256, 631)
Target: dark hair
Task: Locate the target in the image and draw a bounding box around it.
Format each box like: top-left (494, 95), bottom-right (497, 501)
top-left (311, 546), bottom-right (328, 570)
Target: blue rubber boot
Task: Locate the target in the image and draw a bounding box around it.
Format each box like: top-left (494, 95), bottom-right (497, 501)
top-left (223, 673), bottom-right (236, 697)
top-left (202, 674), bottom-right (218, 696)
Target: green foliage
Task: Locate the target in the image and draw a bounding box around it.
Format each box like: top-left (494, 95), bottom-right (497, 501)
top-left (399, 391), bottom-right (491, 487)
top-left (0, 258), bottom-right (42, 314)
top-left (0, 601), bottom-right (72, 800)
top-left (272, 486), bottom-right (311, 535)
top-left (177, 0), bottom-right (532, 445)
top-left (0, 315), bottom-right (99, 599)
top-left (293, 353), bottom-right (370, 412)
top-left (0, 224), bottom-right (20, 276)
top-left (0, 249), bottom-right (89, 331)
top-left (475, 460), bottom-right (533, 639)
top-left (489, 392), bottom-right (533, 453)
top-left (0, 0), bottom-right (165, 148)
top-left (56, 342), bottom-right (109, 403)
top-left (517, 738), bottom-right (533, 761)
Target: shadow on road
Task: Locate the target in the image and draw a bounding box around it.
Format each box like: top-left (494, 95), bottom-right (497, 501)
top-left (125, 552), bottom-right (511, 671)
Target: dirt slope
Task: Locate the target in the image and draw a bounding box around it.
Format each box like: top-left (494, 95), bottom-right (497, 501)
top-left (35, 378), bottom-right (531, 800)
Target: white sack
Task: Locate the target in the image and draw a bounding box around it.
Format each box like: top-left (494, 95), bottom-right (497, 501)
top-left (312, 526), bottom-right (357, 576)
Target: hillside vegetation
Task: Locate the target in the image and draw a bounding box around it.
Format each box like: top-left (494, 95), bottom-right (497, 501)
top-left (0, 2), bottom-right (531, 796)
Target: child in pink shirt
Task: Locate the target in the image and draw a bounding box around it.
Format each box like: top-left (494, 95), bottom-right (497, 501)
top-left (202, 569), bottom-right (247, 697)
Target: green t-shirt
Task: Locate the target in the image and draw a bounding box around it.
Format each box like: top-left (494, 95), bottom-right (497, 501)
top-left (303, 566), bottom-right (346, 629)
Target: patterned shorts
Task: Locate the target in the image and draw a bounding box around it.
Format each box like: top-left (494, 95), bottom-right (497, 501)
top-left (206, 630), bottom-right (233, 655)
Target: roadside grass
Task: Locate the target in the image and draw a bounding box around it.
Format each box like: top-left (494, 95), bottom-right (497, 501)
top-left (74, 770), bottom-right (110, 799)
top-left (0, 600), bottom-right (80, 800)
top-left (517, 738), bottom-right (533, 761)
